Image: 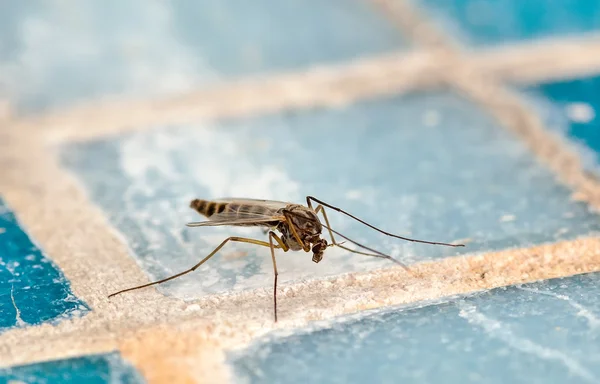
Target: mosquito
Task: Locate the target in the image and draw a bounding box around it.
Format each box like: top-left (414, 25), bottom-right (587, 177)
top-left (108, 196), bottom-right (465, 322)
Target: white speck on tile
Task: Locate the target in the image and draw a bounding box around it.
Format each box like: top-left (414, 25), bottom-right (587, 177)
top-left (345, 190), bottom-right (363, 200)
top-left (499, 214), bottom-right (516, 222)
top-left (423, 109), bottom-right (441, 127)
top-left (555, 228), bottom-right (569, 236)
top-left (565, 102), bottom-right (595, 124)
top-left (7, 379), bottom-right (28, 384)
top-left (185, 304), bottom-right (201, 312)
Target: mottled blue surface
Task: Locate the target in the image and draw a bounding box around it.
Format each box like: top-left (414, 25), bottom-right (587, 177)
top-left (0, 352), bottom-right (145, 384)
top-left (0, 197), bottom-right (89, 332)
top-left (415, 0), bottom-right (600, 46)
top-left (522, 74), bottom-right (600, 173)
top-left (230, 272), bottom-right (600, 384)
top-left (0, 0), bottom-right (407, 113)
top-left (59, 91), bottom-right (600, 300)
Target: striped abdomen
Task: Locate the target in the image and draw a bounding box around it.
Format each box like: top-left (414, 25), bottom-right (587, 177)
top-left (190, 199), bottom-right (230, 218)
top-left (190, 199), bottom-right (281, 225)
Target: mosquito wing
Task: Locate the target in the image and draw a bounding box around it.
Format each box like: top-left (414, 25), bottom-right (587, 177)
top-left (187, 198), bottom-right (288, 227)
top-left (213, 198), bottom-right (291, 209)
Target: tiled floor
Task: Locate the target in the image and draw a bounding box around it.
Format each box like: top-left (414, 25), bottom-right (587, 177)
top-left (414, 0), bottom-right (600, 46)
top-left (0, 198), bottom-right (89, 331)
top-left (231, 273), bottom-right (600, 384)
top-left (59, 92), bottom-right (600, 299)
top-left (0, 0), bottom-right (408, 113)
top-left (523, 74), bottom-right (600, 173)
top-left (1, 1), bottom-right (600, 383)
top-left (0, 352), bottom-right (144, 384)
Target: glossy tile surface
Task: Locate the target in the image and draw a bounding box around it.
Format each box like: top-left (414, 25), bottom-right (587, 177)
top-left (60, 92), bottom-right (600, 299)
top-left (0, 0), bottom-right (408, 113)
top-left (0, 197), bottom-right (89, 332)
top-left (0, 352), bottom-right (145, 384)
top-left (415, 0), bottom-right (600, 46)
top-left (231, 272), bottom-right (600, 384)
top-left (523, 74), bottom-right (600, 173)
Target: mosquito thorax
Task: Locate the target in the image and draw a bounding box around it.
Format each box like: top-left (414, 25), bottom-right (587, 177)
top-left (283, 205), bottom-right (322, 236)
top-left (275, 204), bottom-right (323, 253)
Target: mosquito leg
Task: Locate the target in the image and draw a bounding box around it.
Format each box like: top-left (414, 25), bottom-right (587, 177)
top-left (312, 204), bottom-right (337, 245)
top-left (310, 204), bottom-right (412, 272)
top-left (312, 204), bottom-right (381, 257)
top-left (108, 236), bottom-right (282, 298)
top-left (268, 231), bottom-right (288, 323)
top-left (306, 196), bottom-right (464, 248)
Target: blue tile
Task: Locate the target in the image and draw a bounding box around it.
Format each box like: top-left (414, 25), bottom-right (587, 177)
top-left (415, 0), bottom-right (600, 47)
top-left (59, 91), bottom-right (600, 300)
top-left (0, 197), bottom-right (89, 332)
top-left (229, 272), bottom-right (600, 384)
top-left (0, 0), bottom-right (407, 113)
top-left (522, 74), bottom-right (600, 173)
top-left (0, 352), bottom-right (145, 384)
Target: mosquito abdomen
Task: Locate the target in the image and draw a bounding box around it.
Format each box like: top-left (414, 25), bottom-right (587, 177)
top-left (190, 199), bottom-right (278, 221)
top-left (190, 199), bottom-right (228, 218)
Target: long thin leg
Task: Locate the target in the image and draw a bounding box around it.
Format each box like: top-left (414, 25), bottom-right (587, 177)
top-left (268, 231), bottom-right (288, 323)
top-left (312, 204), bottom-right (389, 258)
top-left (310, 204), bottom-right (411, 271)
top-left (108, 236), bottom-right (282, 298)
top-left (307, 196), bottom-right (464, 247)
top-left (312, 205), bottom-right (335, 242)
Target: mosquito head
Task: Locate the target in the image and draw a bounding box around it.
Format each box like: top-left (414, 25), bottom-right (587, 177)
top-left (311, 238), bottom-right (328, 263)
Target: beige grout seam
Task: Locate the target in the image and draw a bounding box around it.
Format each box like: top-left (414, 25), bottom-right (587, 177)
top-left (5, 34), bottom-right (600, 145)
top-left (13, 50), bottom-right (445, 143)
top-left (378, 0), bottom-right (600, 211)
top-left (471, 34), bottom-right (600, 85)
top-left (2, 237), bottom-right (599, 382)
top-left (0, 126), bottom-right (192, 367)
top-left (447, 54), bottom-right (600, 211)
top-left (371, 0), bottom-right (458, 50)
top-left (0, 99), bottom-right (12, 122)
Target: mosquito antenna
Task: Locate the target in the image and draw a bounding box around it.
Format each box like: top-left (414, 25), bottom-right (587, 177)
top-left (284, 209), bottom-right (411, 270)
top-left (321, 222), bottom-right (411, 271)
top-left (307, 196), bottom-right (464, 247)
